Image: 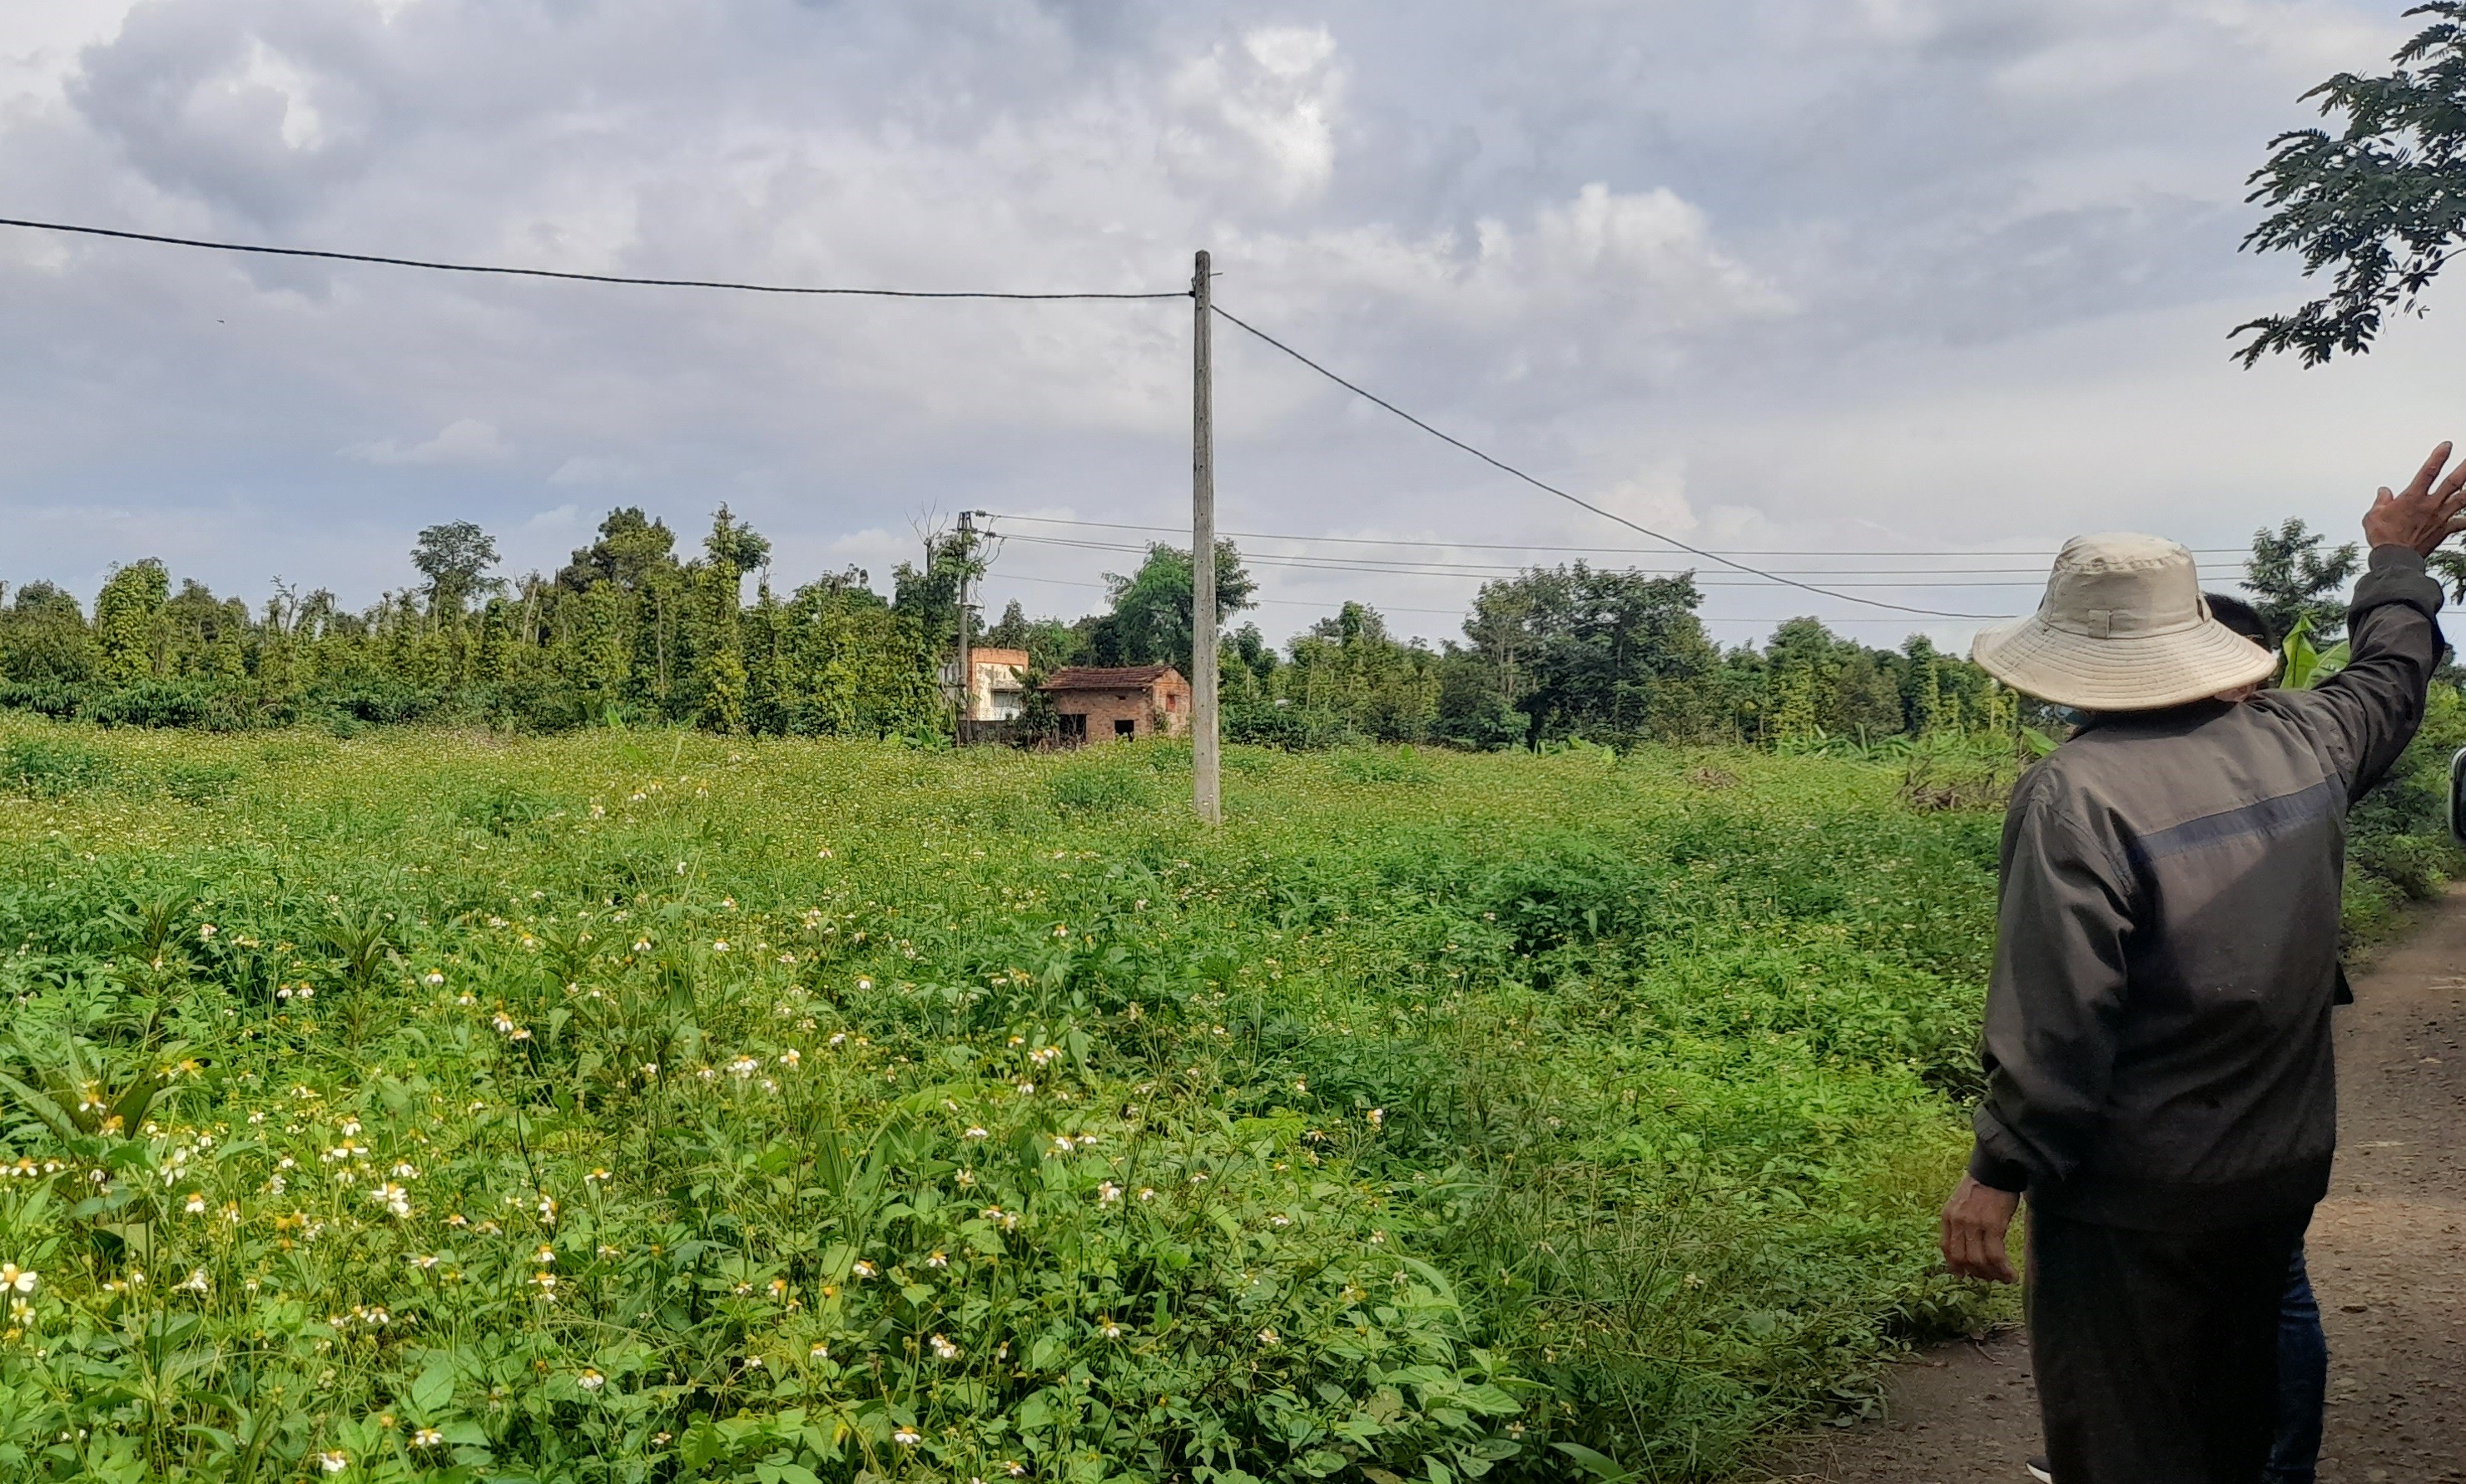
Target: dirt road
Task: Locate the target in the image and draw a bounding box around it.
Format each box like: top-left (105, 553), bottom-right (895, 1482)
top-left (1764, 893), bottom-right (2466, 1483)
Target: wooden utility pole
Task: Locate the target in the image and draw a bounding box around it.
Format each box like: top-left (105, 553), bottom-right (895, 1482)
top-left (1191, 251), bottom-right (1221, 823)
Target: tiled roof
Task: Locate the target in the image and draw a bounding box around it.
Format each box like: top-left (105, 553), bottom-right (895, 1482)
top-left (1043, 665), bottom-right (1183, 690)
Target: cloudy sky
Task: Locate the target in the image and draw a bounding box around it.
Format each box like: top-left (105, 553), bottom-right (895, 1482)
top-left (2, 0), bottom-right (2459, 651)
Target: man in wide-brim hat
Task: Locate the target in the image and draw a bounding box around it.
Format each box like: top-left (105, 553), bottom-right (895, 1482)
top-left (1939, 441), bottom-right (2464, 1484)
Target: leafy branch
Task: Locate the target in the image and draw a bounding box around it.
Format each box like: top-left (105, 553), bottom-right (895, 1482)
top-left (2237, 2), bottom-right (2466, 365)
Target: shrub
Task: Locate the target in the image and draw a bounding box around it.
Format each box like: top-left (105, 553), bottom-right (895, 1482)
top-left (0, 737), bottom-right (111, 797)
top-left (1225, 701), bottom-right (1362, 752)
top-left (1332, 747), bottom-right (1435, 786)
top-left (1046, 761), bottom-right (1155, 814)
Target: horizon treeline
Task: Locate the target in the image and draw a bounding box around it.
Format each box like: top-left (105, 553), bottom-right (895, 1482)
top-left (8, 500), bottom-right (2345, 750)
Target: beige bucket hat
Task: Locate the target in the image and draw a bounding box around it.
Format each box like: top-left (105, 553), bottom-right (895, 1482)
top-left (1970, 534), bottom-right (2277, 711)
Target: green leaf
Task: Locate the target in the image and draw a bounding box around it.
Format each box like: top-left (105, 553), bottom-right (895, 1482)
top-left (682, 1419), bottom-right (729, 1471)
top-left (409, 1362), bottom-right (457, 1417)
top-left (0, 1073), bottom-right (82, 1145)
top-left (1549, 1442), bottom-right (1634, 1484)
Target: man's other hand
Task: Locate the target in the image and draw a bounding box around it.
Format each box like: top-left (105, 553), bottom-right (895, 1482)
top-left (2363, 440), bottom-right (2466, 556)
top-left (1939, 1174), bottom-right (2021, 1283)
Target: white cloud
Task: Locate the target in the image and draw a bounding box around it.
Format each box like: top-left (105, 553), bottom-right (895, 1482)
top-left (343, 419), bottom-right (511, 467)
top-left (1168, 25), bottom-right (1344, 204)
top-left (231, 37), bottom-right (323, 149)
top-left (0, 0), bottom-right (136, 112)
top-left (548, 455), bottom-right (643, 488)
top-left (1595, 468), bottom-right (1701, 537)
top-left (1851, 0), bottom-right (1947, 44)
top-left (2, 0), bottom-right (2459, 649)
top-left (1233, 182), bottom-right (1784, 327)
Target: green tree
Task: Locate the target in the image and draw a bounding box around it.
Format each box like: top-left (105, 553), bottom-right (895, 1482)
top-left (692, 508), bottom-right (764, 733)
top-left (0, 583), bottom-right (96, 686)
top-left (2245, 519), bottom-right (2361, 644)
top-left (1078, 542), bottom-right (1255, 673)
top-left (557, 508), bottom-right (679, 593)
top-left (162, 579), bottom-right (247, 681)
top-left (2237, 3), bottom-right (2466, 365)
top-left (411, 520), bottom-right (502, 618)
top-left (703, 504), bottom-right (772, 575)
top-left (983, 600), bottom-right (1032, 650)
top-left (92, 559), bottom-right (169, 684)
top-left (1762, 618), bottom-right (1908, 744)
top-left (1283, 603), bottom-right (1441, 742)
top-left (1461, 564), bottom-right (1720, 743)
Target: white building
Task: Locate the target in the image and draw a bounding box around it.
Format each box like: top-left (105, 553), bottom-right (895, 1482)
top-left (943, 647), bottom-right (1030, 722)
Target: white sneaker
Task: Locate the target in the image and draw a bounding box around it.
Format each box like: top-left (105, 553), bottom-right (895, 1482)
top-left (2026, 1458), bottom-right (2053, 1484)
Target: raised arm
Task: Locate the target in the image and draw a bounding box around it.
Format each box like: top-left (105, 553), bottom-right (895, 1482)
top-left (2305, 442), bottom-right (2461, 798)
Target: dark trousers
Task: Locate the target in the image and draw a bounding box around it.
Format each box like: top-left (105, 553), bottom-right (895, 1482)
top-left (2265, 1245), bottom-right (2326, 1483)
top-left (2030, 1204), bottom-right (2313, 1484)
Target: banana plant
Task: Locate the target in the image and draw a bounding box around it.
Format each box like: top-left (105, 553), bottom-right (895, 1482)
top-left (2279, 613), bottom-right (2350, 691)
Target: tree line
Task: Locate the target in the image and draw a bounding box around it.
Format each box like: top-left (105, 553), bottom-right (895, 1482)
top-left (0, 508), bottom-right (940, 737)
top-left (0, 505), bottom-right (2383, 749)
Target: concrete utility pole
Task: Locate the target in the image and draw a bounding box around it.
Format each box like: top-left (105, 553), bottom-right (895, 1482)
top-left (1191, 251), bottom-right (1221, 824)
top-left (955, 509), bottom-right (978, 740)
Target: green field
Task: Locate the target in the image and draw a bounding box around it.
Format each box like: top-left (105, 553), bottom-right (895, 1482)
top-left (0, 722), bottom-right (2170, 1482)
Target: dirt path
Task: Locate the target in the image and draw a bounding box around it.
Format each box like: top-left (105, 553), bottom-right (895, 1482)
top-left (1764, 891), bottom-right (2466, 1483)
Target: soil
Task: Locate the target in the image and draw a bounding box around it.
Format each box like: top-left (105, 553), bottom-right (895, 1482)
top-left (1760, 891), bottom-right (2466, 1483)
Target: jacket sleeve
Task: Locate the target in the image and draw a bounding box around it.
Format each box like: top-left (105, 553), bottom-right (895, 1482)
top-left (1967, 784), bottom-right (2136, 1194)
top-left (2304, 544), bottom-right (2447, 802)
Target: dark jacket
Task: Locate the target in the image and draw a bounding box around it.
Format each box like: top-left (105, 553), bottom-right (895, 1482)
top-left (1967, 544), bottom-right (2447, 1230)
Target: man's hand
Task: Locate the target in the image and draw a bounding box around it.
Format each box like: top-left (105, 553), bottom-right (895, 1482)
top-left (1939, 1174), bottom-right (2021, 1283)
top-left (2363, 441), bottom-right (2466, 556)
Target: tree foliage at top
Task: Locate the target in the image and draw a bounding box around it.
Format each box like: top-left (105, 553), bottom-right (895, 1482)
top-left (1079, 542), bottom-right (1255, 672)
top-left (2243, 519), bottom-right (2363, 644)
top-left (557, 508), bottom-right (680, 593)
top-left (1461, 564), bottom-right (1723, 743)
top-left (409, 520), bottom-right (502, 614)
top-left (2237, 2), bottom-right (2466, 365)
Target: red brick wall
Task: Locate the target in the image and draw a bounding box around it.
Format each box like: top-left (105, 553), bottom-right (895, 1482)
top-left (1154, 673), bottom-right (1190, 736)
top-left (1053, 677), bottom-right (1189, 742)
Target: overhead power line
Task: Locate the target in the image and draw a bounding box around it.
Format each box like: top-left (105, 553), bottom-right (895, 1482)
top-left (985, 571), bottom-right (1961, 625)
top-left (6, 215), bottom-right (2254, 623)
top-left (997, 531), bottom-right (2246, 583)
top-left (996, 524), bottom-right (2239, 583)
top-left (0, 216), bottom-right (1188, 301)
top-left (1209, 304), bottom-right (2008, 621)
top-left (990, 514), bottom-right (2258, 561)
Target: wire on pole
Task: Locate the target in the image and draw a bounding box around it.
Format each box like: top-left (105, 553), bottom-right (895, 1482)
top-left (988, 514), bottom-right (2256, 560)
top-left (0, 216), bottom-right (1191, 301)
top-left (1208, 303), bottom-right (2008, 621)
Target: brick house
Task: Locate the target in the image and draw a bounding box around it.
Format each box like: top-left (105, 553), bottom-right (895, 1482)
top-left (1042, 665), bottom-right (1190, 744)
